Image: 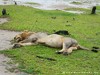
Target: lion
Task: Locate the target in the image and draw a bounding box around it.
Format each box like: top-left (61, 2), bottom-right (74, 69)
top-left (13, 31), bottom-right (89, 55)
top-left (13, 30), bottom-right (34, 42)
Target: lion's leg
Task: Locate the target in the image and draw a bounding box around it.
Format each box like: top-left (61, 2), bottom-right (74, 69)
top-left (58, 43), bottom-right (67, 52)
top-left (19, 40), bottom-right (28, 43)
top-left (19, 42), bottom-right (34, 46)
top-left (56, 41), bottom-right (72, 54)
top-left (63, 47), bottom-right (77, 55)
top-left (13, 42), bottom-right (37, 48)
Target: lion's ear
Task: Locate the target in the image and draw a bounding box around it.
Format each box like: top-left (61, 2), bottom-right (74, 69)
top-left (29, 32), bottom-right (35, 34)
top-left (23, 30), bottom-right (29, 33)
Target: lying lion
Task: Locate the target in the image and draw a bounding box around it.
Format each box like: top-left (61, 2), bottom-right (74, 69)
top-left (13, 30), bottom-right (89, 55)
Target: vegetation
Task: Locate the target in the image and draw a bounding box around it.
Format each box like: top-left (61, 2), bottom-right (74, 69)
top-left (0, 5), bottom-right (100, 75)
top-left (64, 7), bottom-right (90, 13)
top-left (71, 1), bottom-right (82, 5)
top-left (25, 2), bottom-right (41, 6)
top-left (97, 6), bottom-right (100, 10)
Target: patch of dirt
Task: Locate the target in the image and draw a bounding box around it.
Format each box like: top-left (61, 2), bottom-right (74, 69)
top-left (0, 18), bottom-right (8, 24)
top-left (0, 30), bottom-right (20, 50)
top-left (0, 30), bottom-right (30, 75)
top-left (0, 18), bottom-right (29, 75)
top-left (0, 18), bottom-right (20, 50)
top-left (0, 54), bottom-right (28, 75)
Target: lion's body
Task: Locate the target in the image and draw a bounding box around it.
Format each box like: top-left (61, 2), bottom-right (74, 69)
top-left (13, 31), bottom-right (89, 55)
top-left (37, 34), bottom-right (77, 48)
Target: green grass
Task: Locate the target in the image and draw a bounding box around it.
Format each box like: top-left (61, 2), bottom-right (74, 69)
top-left (64, 7), bottom-right (90, 12)
top-left (25, 2), bottom-right (41, 6)
top-left (71, 1), bottom-right (82, 5)
top-left (97, 6), bottom-right (100, 10)
top-left (0, 5), bottom-right (100, 75)
top-left (0, 5), bottom-right (75, 32)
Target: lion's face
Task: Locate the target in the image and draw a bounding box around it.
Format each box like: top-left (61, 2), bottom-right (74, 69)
top-left (13, 30), bottom-right (35, 43)
top-left (14, 35), bottom-right (22, 43)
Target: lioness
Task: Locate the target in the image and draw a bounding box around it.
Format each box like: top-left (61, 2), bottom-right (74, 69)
top-left (13, 31), bottom-right (89, 55)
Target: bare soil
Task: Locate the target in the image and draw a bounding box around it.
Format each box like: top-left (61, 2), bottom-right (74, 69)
top-left (0, 29), bottom-right (19, 50)
top-left (0, 30), bottom-right (29, 75)
top-left (0, 18), bottom-right (19, 50)
top-left (0, 18), bottom-right (8, 24)
top-left (0, 18), bottom-right (28, 75)
top-left (0, 54), bottom-right (28, 75)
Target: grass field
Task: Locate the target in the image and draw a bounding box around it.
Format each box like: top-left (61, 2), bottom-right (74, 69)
top-left (0, 5), bottom-right (100, 75)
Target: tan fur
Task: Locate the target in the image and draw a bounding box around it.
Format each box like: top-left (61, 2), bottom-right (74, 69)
top-left (14, 30), bottom-right (35, 42)
top-left (13, 31), bottom-right (89, 55)
top-left (20, 30), bottom-right (34, 40)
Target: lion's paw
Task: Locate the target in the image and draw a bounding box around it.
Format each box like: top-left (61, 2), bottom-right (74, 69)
top-left (12, 43), bottom-right (22, 48)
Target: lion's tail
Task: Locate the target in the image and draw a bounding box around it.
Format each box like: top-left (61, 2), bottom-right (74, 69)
top-left (77, 45), bottom-right (90, 50)
top-left (78, 45), bottom-right (100, 53)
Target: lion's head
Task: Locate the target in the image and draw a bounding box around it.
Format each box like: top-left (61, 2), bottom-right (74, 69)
top-left (13, 30), bottom-right (35, 43)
